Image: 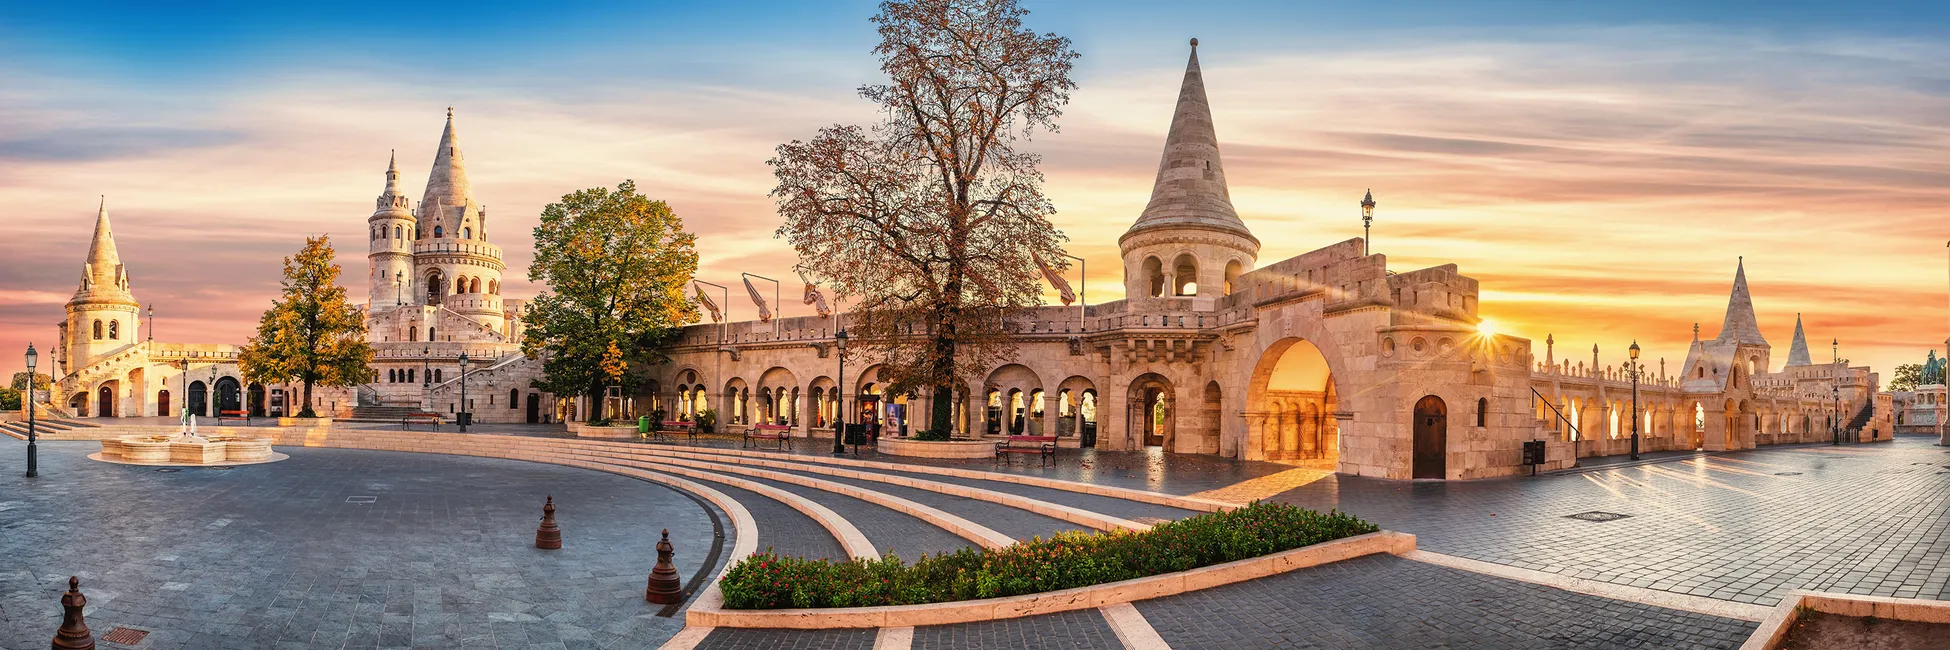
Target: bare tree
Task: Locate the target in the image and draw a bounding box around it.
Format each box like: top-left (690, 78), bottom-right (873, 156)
top-left (771, 0), bottom-right (1077, 435)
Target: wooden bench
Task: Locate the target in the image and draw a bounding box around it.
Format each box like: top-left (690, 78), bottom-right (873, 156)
top-left (744, 423), bottom-right (793, 450)
top-left (402, 412), bottom-right (442, 431)
top-left (217, 409), bottom-right (251, 425)
top-left (656, 420), bottom-right (699, 443)
top-left (996, 435), bottom-right (1057, 464)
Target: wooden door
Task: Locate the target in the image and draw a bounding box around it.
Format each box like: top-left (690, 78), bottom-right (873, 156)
top-left (1413, 395), bottom-right (1447, 479)
top-left (525, 393), bottom-right (541, 424)
top-left (98, 385), bottom-right (115, 418)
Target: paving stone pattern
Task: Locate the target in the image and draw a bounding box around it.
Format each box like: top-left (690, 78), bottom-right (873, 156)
top-left (1136, 554), bottom-right (1759, 649)
top-left (0, 441), bottom-right (716, 650)
top-left (697, 480), bottom-right (846, 561)
top-left (754, 464), bottom-right (1092, 542)
top-left (863, 465), bottom-right (1200, 523)
top-left (914, 608), bottom-right (1122, 650)
top-left (726, 472), bottom-right (973, 559)
top-left (1268, 437), bottom-right (1950, 606)
top-left (696, 626), bottom-right (876, 650)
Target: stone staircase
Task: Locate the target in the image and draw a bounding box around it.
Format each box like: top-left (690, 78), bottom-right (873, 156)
top-left (347, 405), bottom-right (427, 421)
top-left (0, 417), bottom-right (101, 440)
top-left (1844, 403), bottom-right (1875, 435)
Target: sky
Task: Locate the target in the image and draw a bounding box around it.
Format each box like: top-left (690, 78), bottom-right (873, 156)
top-left (2, 0), bottom-right (1948, 383)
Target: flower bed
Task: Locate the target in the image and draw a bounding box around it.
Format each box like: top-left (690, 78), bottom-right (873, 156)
top-left (719, 501), bottom-right (1377, 609)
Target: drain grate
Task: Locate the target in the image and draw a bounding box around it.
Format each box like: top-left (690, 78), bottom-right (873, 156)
top-left (211, 466), bottom-right (235, 470)
top-left (1773, 472), bottom-right (1802, 476)
top-left (1565, 511), bottom-right (1632, 522)
top-left (154, 468), bottom-right (180, 473)
top-left (345, 496), bottom-right (377, 504)
top-left (102, 627), bottom-right (149, 644)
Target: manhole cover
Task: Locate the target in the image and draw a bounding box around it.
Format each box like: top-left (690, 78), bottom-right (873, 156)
top-left (345, 496), bottom-right (377, 504)
top-left (211, 466), bottom-right (235, 470)
top-left (1774, 472), bottom-right (1802, 476)
top-left (154, 468), bottom-right (180, 473)
top-left (102, 627), bottom-right (149, 644)
top-left (1565, 511), bottom-right (1632, 522)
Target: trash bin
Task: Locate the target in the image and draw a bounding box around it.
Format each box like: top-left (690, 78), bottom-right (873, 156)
top-left (456, 412), bottom-right (473, 427)
top-left (638, 416), bottom-right (651, 434)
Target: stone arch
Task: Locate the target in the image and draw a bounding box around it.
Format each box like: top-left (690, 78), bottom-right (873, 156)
top-left (1142, 256), bottom-right (1165, 297)
top-left (426, 269), bottom-right (446, 303)
top-left (1171, 253), bottom-right (1198, 296)
top-left (215, 376), bottom-right (242, 414)
top-left (187, 380), bottom-right (207, 417)
top-left (1412, 395), bottom-right (1448, 479)
top-left (1055, 376), bottom-right (1097, 440)
top-left (723, 377), bottom-right (749, 426)
top-left (807, 375), bottom-right (837, 429)
top-left (985, 363), bottom-right (1044, 435)
top-left (1193, 381), bottom-right (1222, 454)
top-left (1247, 337), bottom-right (1340, 464)
top-left (757, 367), bottom-right (798, 426)
top-left (95, 380), bottom-right (118, 418)
top-left (1223, 259), bottom-right (1243, 295)
top-left (1128, 373), bottom-right (1175, 449)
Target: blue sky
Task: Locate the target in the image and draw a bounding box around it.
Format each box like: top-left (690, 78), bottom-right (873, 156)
top-left (2, 1), bottom-right (1947, 379)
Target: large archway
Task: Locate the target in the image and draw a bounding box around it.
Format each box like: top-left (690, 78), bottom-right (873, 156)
top-left (188, 380), bottom-right (208, 417)
top-left (1412, 395), bottom-right (1447, 479)
top-left (96, 382), bottom-right (117, 418)
top-left (1246, 338), bottom-right (1340, 466)
top-left (1128, 373), bottom-right (1174, 449)
top-left (216, 377), bottom-right (242, 414)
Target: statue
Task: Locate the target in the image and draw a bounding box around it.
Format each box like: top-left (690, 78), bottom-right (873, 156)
top-left (1925, 350), bottom-right (1948, 386)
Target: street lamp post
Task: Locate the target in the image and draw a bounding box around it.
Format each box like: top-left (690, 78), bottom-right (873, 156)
top-left (1360, 190), bottom-right (1376, 255)
top-left (24, 344), bottom-right (38, 478)
top-left (1832, 338), bottom-right (1841, 445)
top-left (422, 345), bottom-right (432, 413)
top-left (832, 329), bottom-right (848, 456)
top-left (1629, 341), bottom-right (1641, 461)
top-left (458, 351), bottom-right (469, 432)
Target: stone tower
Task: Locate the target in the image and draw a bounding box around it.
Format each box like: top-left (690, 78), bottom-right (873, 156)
top-left (1716, 258), bottom-right (1772, 375)
top-left (1785, 313), bottom-right (1812, 367)
top-left (1120, 39), bottom-right (1260, 311)
top-left (413, 108), bottom-right (507, 335)
top-left (63, 198), bottom-right (141, 374)
top-left (367, 151), bottom-right (416, 309)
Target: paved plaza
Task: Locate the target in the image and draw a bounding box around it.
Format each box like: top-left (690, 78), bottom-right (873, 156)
top-left (0, 430), bottom-right (1944, 649)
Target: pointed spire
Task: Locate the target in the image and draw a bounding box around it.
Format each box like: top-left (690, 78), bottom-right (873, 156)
top-left (74, 196), bottom-right (137, 306)
top-left (421, 107), bottom-right (476, 237)
top-left (1715, 257), bottom-right (1767, 346)
top-left (1123, 38), bottom-right (1256, 246)
top-left (1786, 312), bottom-right (1813, 366)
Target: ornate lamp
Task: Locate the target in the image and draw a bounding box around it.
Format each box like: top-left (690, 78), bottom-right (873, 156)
top-left (833, 329), bottom-right (848, 456)
top-left (24, 343), bottom-right (38, 477)
top-left (1360, 189), bottom-right (1376, 255)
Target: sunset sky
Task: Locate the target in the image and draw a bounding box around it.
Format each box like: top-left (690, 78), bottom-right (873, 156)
top-left (3, 1), bottom-right (1947, 382)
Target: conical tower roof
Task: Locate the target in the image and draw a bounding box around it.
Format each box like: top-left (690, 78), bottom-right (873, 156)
top-left (73, 197), bottom-right (138, 307)
top-left (372, 150), bottom-right (411, 218)
top-left (1786, 313), bottom-right (1812, 366)
top-left (1122, 39), bottom-right (1256, 246)
top-left (1715, 258), bottom-right (1767, 346)
top-left (420, 108), bottom-right (476, 233)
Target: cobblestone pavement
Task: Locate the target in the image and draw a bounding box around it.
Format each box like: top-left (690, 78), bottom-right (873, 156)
top-left (0, 441), bottom-right (716, 650)
top-left (1135, 554), bottom-right (1758, 649)
top-left (696, 626), bottom-right (877, 649)
top-left (913, 608), bottom-right (1121, 649)
top-left (723, 472), bottom-right (971, 559)
top-left (1268, 437), bottom-right (1950, 606)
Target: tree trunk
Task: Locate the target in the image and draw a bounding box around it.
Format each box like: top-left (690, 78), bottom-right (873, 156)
top-left (587, 382), bottom-right (605, 424)
top-left (301, 379), bottom-right (315, 418)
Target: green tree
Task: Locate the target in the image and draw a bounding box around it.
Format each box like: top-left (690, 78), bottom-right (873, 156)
top-left (10, 372), bottom-right (51, 392)
top-left (770, 0), bottom-right (1077, 434)
top-left (522, 180), bottom-right (699, 423)
top-left (0, 387), bottom-right (20, 411)
top-left (237, 235), bottom-right (376, 417)
top-left (1888, 363), bottom-right (1923, 392)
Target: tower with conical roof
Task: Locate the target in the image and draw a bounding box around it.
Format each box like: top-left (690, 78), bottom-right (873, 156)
top-left (64, 198), bottom-right (142, 373)
top-left (1785, 313), bottom-right (1812, 366)
top-left (368, 151), bottom-right (417, 309)
top-left (1712, 257), bottom-right (1771, 377)
top-left (1120, 39), bottom-right (1260, 309)
top-left (409, 108), bottom-right (507, 333)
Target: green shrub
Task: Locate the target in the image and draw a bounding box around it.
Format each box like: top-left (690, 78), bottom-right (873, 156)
top-left (913, 428), bottom-right (951, 441)
top-left (719, 501), bottom-right (1378, 609)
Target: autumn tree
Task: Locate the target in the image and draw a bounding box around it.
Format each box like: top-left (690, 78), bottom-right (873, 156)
top-left (522, 180), bottom-right (699, 424)
top-left (238, 235), bottom-right (376, 417)
top-left (770, 0), bottom-right (1076, 434)
top-left (10, 372), bottom-right (51, 392)
top-left (1888, 363), bottom-right (1923, 392)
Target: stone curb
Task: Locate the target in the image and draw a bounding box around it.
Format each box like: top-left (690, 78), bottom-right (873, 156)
top-left (683, 530), bottom-right (1416, 629)
top-left (1738, 590), bottom-right (1950, 650)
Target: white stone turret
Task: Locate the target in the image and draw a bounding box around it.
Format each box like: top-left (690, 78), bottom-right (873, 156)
top-left (64, 198), bottom-right (142, 374)
top-left (412, 108), bottom-right (506, 335)
top-left (1120, 39), bottom-right (1259, 310)
top-left (368, 151), bottom-right (417, 309)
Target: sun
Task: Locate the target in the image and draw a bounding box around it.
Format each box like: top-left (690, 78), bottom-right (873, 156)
top-left (1477, 319), bottom-right (1497, 338)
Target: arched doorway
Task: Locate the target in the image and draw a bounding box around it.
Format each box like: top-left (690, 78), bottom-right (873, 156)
top-left (70, 393), bottom-right (89, 418)
top-left (1128, 374), bottom-right (1174, 449)
top-left (216, 377), bottom-right (242, 414)
top-left (1246, 338), bottom-right (1340, 464)
top-left (1412, 395), bottom-right (1447, 479)
top-left (188, 381), bottom-right (207, 417)
top-left (158, 389), bottom-right (171, 417)
top-left (96, 384), bottom-right (117, 418)
top-left (525, 393), bottom-right (541, 423)
top-left (248, 383), bottom-right (267, 417)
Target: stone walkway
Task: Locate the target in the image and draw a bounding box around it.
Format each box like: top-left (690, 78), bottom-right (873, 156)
top-left (2, 428), bottom-right (1941, 649)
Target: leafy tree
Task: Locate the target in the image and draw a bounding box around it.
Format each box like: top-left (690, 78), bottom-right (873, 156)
top-left (237, 236), bottom-right (377, 417)
top-left (770, 0), bottom-right (1076, 434)
top-left (1888, 363), bottom-right (1923, 392)
top-left (10, 372), bottom-right (51, 392)
top-left (522, 180), bottom-right (699, 423)
top-left (0, 387), bottom-right (20, 411)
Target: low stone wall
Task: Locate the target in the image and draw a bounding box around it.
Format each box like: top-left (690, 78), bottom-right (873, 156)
top-left (566, 422), bottom-right (640, 439)
top-left (875, 437), bottom-right (995, 459)
top-left (1741, 590), bottom-right (1950, 649)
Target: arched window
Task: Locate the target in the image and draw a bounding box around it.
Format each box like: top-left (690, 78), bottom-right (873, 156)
top-left (489, 280), bottom-right (498, 295)
top-left (93, 319), bottom-right (103, 339)
top-left (1477, 397), bottom-right (1488, 427)
top-left (428, 326), bottom-right (437, 341)
top-left (463, 227), bottom-right (472, 239)
top-left (108, 320), bottom-right (119, 339)
top-left (434, 369), bottom-right (443, 383)
top-left (394, 225), bottom-right (402, 240)
top-left (1697, 366), bottom-right (1705, 378)
top-left (1172, 254), bottom-right (1198, 296)
top-left (509, 388), bottom-right (519, 409)
top-left (1143, 256), bottom-right (1164, 297)
top-left (434, 225), bottom-right (444, 237)
top-left (1224, 260), bottom-right (1243, 295)
top-left (388, 369), bottom-right (396, 383)
top-left (409, 327), bottom-right (418, 342)
top-left (469, 277), bottom-right (480, 293)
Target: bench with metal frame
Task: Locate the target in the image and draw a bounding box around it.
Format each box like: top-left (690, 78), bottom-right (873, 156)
top-left (996, 434), bottom-right (1057, 465)
top-left (744, 423), bottom-right (792, 450)
top-left (216, 409), bottom-right (251, 426)
top-left (402, 412), bottom-right (442, 431)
